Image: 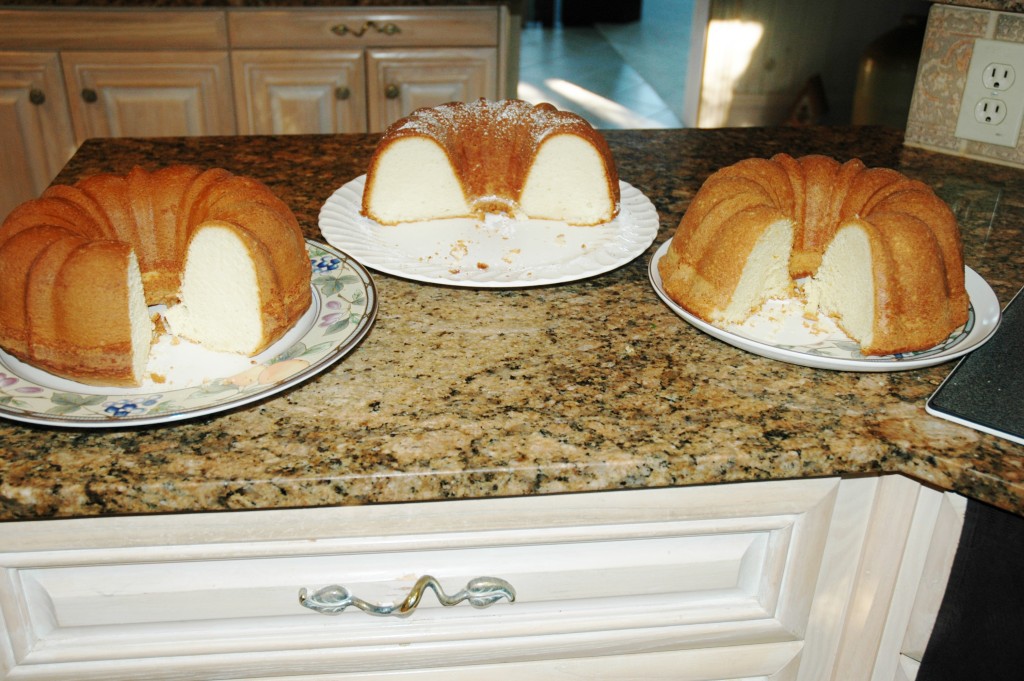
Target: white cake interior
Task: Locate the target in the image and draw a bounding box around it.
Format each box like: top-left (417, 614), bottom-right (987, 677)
top-left (164, 224), bottom-right (263, 355)
top-left (519, 134), bottom-right (615, 225)
top-left (126, 251), bottom-right (152, 383)
top-left (367, 137), bottom-right (471, 223)
top-left (807, 224), bottom-right (875, 346)
top-left (718, 218), bottom-right (794, 323)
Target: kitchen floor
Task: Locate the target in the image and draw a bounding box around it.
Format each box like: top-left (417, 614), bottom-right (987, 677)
top-left (516, 0), bottom-right (693, 129)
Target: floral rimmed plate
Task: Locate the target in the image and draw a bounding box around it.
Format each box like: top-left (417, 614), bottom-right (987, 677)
top-left (318, 175), bottom-right (659, 287)
top-left (648, 240), bottom-right (1001, 372)
top-left (0, 240), bottom-right (377, 428)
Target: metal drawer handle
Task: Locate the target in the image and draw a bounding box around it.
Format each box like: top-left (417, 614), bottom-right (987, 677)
top-left (330, 21), bottom-right (400, 38)
top-left (29, 88), bottom-right (46, 105)
top-left (81, 88), bottom-right (98, 103)
top-left (384, 84), bottom-right (400, 99)
top-left (299, 575), bottom-right (516, 618)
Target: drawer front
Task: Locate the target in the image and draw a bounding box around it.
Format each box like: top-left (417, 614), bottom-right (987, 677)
top-left (0, 480), bottom-right (839, 680)
top-left (0, 477), bottom-right (941, 680)
top-left (228, 8), bottom-right (498, 50)
top-left (0, 10), bottom-right (227, 51)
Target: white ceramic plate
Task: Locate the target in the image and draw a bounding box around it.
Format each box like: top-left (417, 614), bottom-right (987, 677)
top-left (648, 240), bottom-right (1001, 372)
top-left (0, 241), bottom-right (377, 428)
top-left (318, 175), bottom-right (659, 287)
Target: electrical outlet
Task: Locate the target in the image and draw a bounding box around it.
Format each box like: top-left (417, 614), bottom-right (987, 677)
top-left (955, 38), bottom-right (1024, 147)
top-left (976, 98), bottom-right (1008, 125)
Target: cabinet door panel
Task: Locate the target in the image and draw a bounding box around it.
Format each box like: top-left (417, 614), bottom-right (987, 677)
top-left (0, 52), bottom-right (76, 219)
top-left (61, 51), bottom-right (235, 142)
top-left (232, 49), bottom-right (367, 134)
top-left (0, 479), bottom-right (842, 680)
top-left (366, 47), bottom-right (497, 132)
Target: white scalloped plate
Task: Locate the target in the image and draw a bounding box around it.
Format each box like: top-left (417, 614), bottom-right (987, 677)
top-left (649, 240), bottom-right (1001, 372)
top-left (0, 241), bottom-right (377, 428)
top-left (318, 175), bottom-right (659, 287)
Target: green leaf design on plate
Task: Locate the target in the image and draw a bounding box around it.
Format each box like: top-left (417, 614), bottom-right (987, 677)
top-left (302, 341), bottom-right (339, 357)
top-left (315, 276), bottom-right (347, 297)
top-left (323, 317), bottom-right (351, 336)
top-left (46, 393), bottom-right (104, 415)
top-left (274, 342), bottom-right (308, 362)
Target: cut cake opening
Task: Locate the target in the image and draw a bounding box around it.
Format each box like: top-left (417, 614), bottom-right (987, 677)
top-left (720, 221), bottom-right (877, 349)
top-left (717, 218), bottom-right (794, 324)
top-left (164, 224), bottom-right (264, 355)
top-left (126, 251), bottom-right (152, 384)
top-left (519, 134), bottom-right (615, 225)
top-left (366, 137), bottom-right (471, 223)
top-left (805, 224), bottom-right (875, 347)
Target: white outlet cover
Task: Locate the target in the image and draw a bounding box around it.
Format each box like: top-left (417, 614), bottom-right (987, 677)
top-left (955, 38), bottom-right (1024, 147)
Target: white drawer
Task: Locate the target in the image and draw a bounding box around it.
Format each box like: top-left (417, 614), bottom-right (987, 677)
top-left (0, 477), bottom-right (955, 680)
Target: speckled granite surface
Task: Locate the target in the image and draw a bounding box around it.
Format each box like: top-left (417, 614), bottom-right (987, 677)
top-left (0, 126), bottom-right (1022, 522)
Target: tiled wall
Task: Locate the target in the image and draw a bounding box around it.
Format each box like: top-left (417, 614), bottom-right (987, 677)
top-left (905, 2), bottom-right (1024, 166)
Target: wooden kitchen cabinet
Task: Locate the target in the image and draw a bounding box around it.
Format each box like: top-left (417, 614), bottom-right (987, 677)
top-left (235, 45), bottom-right (498, 136)
top-left (0, 52), bottom-right (77, 221)
top-left (61, 51), bottom-right (236, 140)
top-left (232, 49), bottom-right (368, 135)
top-left (0, 476), bottom-right (964, 680)
top-left (228, 7), bottom-right (512, 134)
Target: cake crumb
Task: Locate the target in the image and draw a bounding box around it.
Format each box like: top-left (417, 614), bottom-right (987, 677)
top-left (149, 373), bottom-right (167, 384)
top-left (476, 262), bottom-right (490, 270)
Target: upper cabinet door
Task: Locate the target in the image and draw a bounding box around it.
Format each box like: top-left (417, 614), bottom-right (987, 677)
top-left (61, 51), bottom-right (236, 141)
top-left (0, 51), bottom-right (77, 219)
top-left (231, 49), bottom-right (367, 135)
top-left (366, 47), bottom-right (497, 132)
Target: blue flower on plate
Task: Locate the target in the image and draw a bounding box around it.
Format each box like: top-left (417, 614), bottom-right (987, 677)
top-left (312, 255), bottom-right (342, 273)
top-left (102, 396), bottom-right (163, 418)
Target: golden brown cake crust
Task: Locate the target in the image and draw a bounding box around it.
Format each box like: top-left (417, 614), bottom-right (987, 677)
top-left (0, 165), bottom-right (312, 387)
top-left (362, 98), bottom-right (620, 224)
top-left (658, 153), bottom-right (969, 356)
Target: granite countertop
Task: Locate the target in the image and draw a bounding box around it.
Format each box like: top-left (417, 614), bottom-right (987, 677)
top-left (0, 126), bottom-right (1022, 523)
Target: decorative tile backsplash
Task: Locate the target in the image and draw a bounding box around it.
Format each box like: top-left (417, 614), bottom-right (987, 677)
top-left (905, 2), bottom-right (1024, 166)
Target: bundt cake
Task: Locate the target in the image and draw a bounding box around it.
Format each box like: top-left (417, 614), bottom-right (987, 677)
top-left (0, 165), bottom-right (312, 387)
top-left (361, 98), bottom-right (620, 226)
top-left (657, 153), bottom-right (969, 356)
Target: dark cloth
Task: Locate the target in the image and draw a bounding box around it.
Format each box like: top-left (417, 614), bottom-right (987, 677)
top-left (917, 499), bottom-right (1024, 680)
